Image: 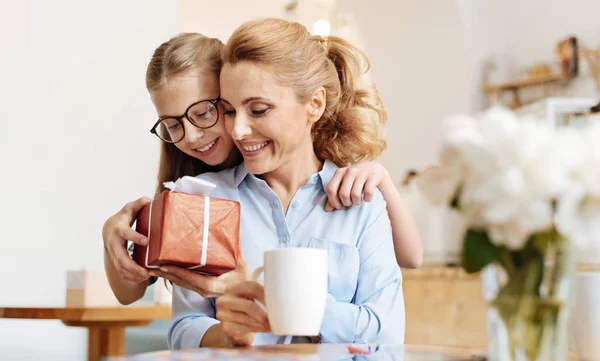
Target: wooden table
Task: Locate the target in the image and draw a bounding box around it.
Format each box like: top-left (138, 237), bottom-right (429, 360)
top-left (104, 344), bottom-right (487, 360)
top-left (0, 305), bottom-right (171, 361)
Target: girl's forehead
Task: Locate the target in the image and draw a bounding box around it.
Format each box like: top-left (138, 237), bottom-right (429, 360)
top-left (151, 73), bottom-right (219, 115)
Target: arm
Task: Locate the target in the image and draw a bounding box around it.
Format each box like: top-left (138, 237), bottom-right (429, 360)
top-left (318, 203), bottom-right (405, 344)
top-left (168, 285), bottom-right (237, 348)
top-left (102, 197), bottom-right (153, 305)
top-left (379, 174), bottom-right (423, 268)
top-left (103, 247), bottom-right (149, 305)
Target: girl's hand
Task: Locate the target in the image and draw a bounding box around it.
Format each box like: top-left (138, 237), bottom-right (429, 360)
top-left (325, 162), bottom-right (390, 211)
top-left (102, 197), bottom-right (151, 282)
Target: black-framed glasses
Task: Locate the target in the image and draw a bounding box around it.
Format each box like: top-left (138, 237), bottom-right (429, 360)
top-left (150, 97), bottom-right (220, 143)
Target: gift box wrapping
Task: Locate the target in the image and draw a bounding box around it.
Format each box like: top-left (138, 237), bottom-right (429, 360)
top-left (133, 190), bottom-right (240, 276)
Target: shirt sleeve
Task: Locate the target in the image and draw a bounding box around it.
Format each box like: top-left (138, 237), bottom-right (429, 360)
top-left (167, 285), bottom-right (221, 349)
top-left (318, 205), bottom-right (405, 344)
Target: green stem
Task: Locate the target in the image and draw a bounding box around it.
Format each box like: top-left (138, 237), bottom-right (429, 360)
top-left (500, 249), bottom-right (517, 277)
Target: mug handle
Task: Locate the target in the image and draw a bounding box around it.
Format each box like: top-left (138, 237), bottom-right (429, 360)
top-left (251, 266), bottom-right (268, 313)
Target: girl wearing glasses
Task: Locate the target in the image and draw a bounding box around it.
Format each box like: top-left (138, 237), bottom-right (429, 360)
top-left (102, 30), bottom-right (421, 310)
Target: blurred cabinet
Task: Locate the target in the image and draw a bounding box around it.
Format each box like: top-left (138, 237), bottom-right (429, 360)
top-left (403, 266), bottom-right (488, 348)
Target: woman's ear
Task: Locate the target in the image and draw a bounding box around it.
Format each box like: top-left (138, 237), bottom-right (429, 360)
top-left (307, 87), bottom-right (326, 124)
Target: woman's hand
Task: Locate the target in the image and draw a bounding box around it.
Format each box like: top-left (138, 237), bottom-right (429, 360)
top-left (102, 197), bottom-right (151, 282)
top-left (215, 280), bottom-right (271, 346)
top-left (150, 254), bottom-right (250, 298)
top-left (325, 162), bottom-right (390, 211)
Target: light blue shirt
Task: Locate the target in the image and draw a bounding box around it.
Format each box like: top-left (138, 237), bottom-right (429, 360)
top-left (168, 160), bottom-right (405, 348)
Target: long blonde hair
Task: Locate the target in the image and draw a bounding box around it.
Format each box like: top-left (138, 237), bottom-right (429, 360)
top-left (146, 33), bottom-right (226, 196)
top-left (222, 18), bottom-right (387, 166)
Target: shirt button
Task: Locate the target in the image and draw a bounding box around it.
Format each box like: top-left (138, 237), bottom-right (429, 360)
top-left (271, 199), bottom-right (278, 207)
top-left (291, 201), bottom-right (299, 208)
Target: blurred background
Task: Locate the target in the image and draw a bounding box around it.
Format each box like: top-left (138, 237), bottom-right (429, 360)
top-left (1, 1), bottom-right (599, 360)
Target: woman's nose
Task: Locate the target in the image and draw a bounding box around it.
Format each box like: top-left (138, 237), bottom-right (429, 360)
top-left (230, 114), bottom-right (252, 140)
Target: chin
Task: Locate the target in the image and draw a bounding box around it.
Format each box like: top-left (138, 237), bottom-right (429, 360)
top-left (182, 149), bottom-right (227, 167)
top-left (243, 159), bottom-right (272, 175)
top-left (202, 154), bottom-right (230, 167)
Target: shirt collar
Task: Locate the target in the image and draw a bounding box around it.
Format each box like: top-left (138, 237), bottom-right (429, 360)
top-left (312, 159), bottom-right (338, 189)
top-left (233, 162), bottom-right (250, 187)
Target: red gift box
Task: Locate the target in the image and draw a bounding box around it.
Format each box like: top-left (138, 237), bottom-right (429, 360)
top-left (132, 190), bottom-right (240, 276)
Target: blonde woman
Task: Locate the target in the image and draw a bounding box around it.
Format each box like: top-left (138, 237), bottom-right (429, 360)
top-left (103, 31), bottom-right (420, 308)
top-left (158, 19), bottom-right (409, 348)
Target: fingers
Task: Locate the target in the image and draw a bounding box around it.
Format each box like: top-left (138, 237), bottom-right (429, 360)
top-left (216, 291), bottom-right (268, 327)
top-left (222, 321), bottom-right (263, 341)
top-left (118, 227), bottom-right (148, 246)
top-left (217, 296), bottom-right (268, 326)
top-left (327, 164), bottom-right (384, 208)
top-left (149, 270), bottom-right (181, 285)
top-left (363, 176), bottom-right (378, 202)
top-left (164, 266), bottom-right (225, 296)
top-left (150, 270), bottom-right (204, 296)
top-left (230, 333), bottom-right (255, 347)
top-left (227, 281), bottom-right (266, 304)
top-left (114, 260), bottom-right (145, 282)
top-left (123, 197), bottom-right (152, 223)
top-left (151, 267), bottom-right (230, 297)
top-left (217, 309), bottom-right (269, 331)
top-left (349, 175), bottom-right (367, 205)
top-left (111, 242), bottom-right (149, 281)
top-left (338, 170), bottom-right (357, 207)
top-left (325, 168), bottom-right (345, 210)
top-left (215, 285), bottom-right (269, 346)
top-left (325, 200), bottom-right (334, 212)
top-left (235, 252), bottom-right (250, 280)
top-left (113, 257), bottom-right (147, 282)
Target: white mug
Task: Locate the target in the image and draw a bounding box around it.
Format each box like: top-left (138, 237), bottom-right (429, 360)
top-left (252, 247), bottom-right (328, 336)
top-left (572, 271), bottom-right (600, 361)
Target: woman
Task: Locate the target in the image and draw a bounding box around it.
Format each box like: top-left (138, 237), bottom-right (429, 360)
top-left (102, 32), bottom-right (421, 305)
top-left (159, 18), bottom-right (407, 348)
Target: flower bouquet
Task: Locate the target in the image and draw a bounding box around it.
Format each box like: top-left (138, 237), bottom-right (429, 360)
top-left (416, 107), bottom-right (600, 361)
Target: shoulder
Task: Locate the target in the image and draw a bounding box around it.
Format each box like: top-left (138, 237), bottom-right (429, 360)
top-left (359, 190), bottom-right (389, 227)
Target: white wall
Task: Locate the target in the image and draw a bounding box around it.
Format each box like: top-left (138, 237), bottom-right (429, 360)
top-left (0, 1), bottom-right (176, 360)
top-left (459, 0), bottom-right (600, 111)
top-left (177, 0), bottom-right (283, 41)
top-left (334, 0), bottom-right (472, 182)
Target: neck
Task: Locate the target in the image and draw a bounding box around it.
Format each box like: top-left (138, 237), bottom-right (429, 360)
top-left (262, 142), bottom-right (322, 214)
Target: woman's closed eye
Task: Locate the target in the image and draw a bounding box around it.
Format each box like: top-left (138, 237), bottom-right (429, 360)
top-left (250, 107), bottom-right (269, 117)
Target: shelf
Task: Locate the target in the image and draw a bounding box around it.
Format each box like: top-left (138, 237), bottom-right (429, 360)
top-left (483, 73), bottom-right (574, 93)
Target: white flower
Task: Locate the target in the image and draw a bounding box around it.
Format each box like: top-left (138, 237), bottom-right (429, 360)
top-left (460, 166), bottom-right (553, 249)
top-left (578, 122), bottom-right (600, 195)
top-left (555, 183), bottom-right (600, 250)
top-left (418, 105), bottom-right (600, 252)
top-left (439, 114), bottom-right (485, 170)
top-left (415, 165), bottom-right (460, 206)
